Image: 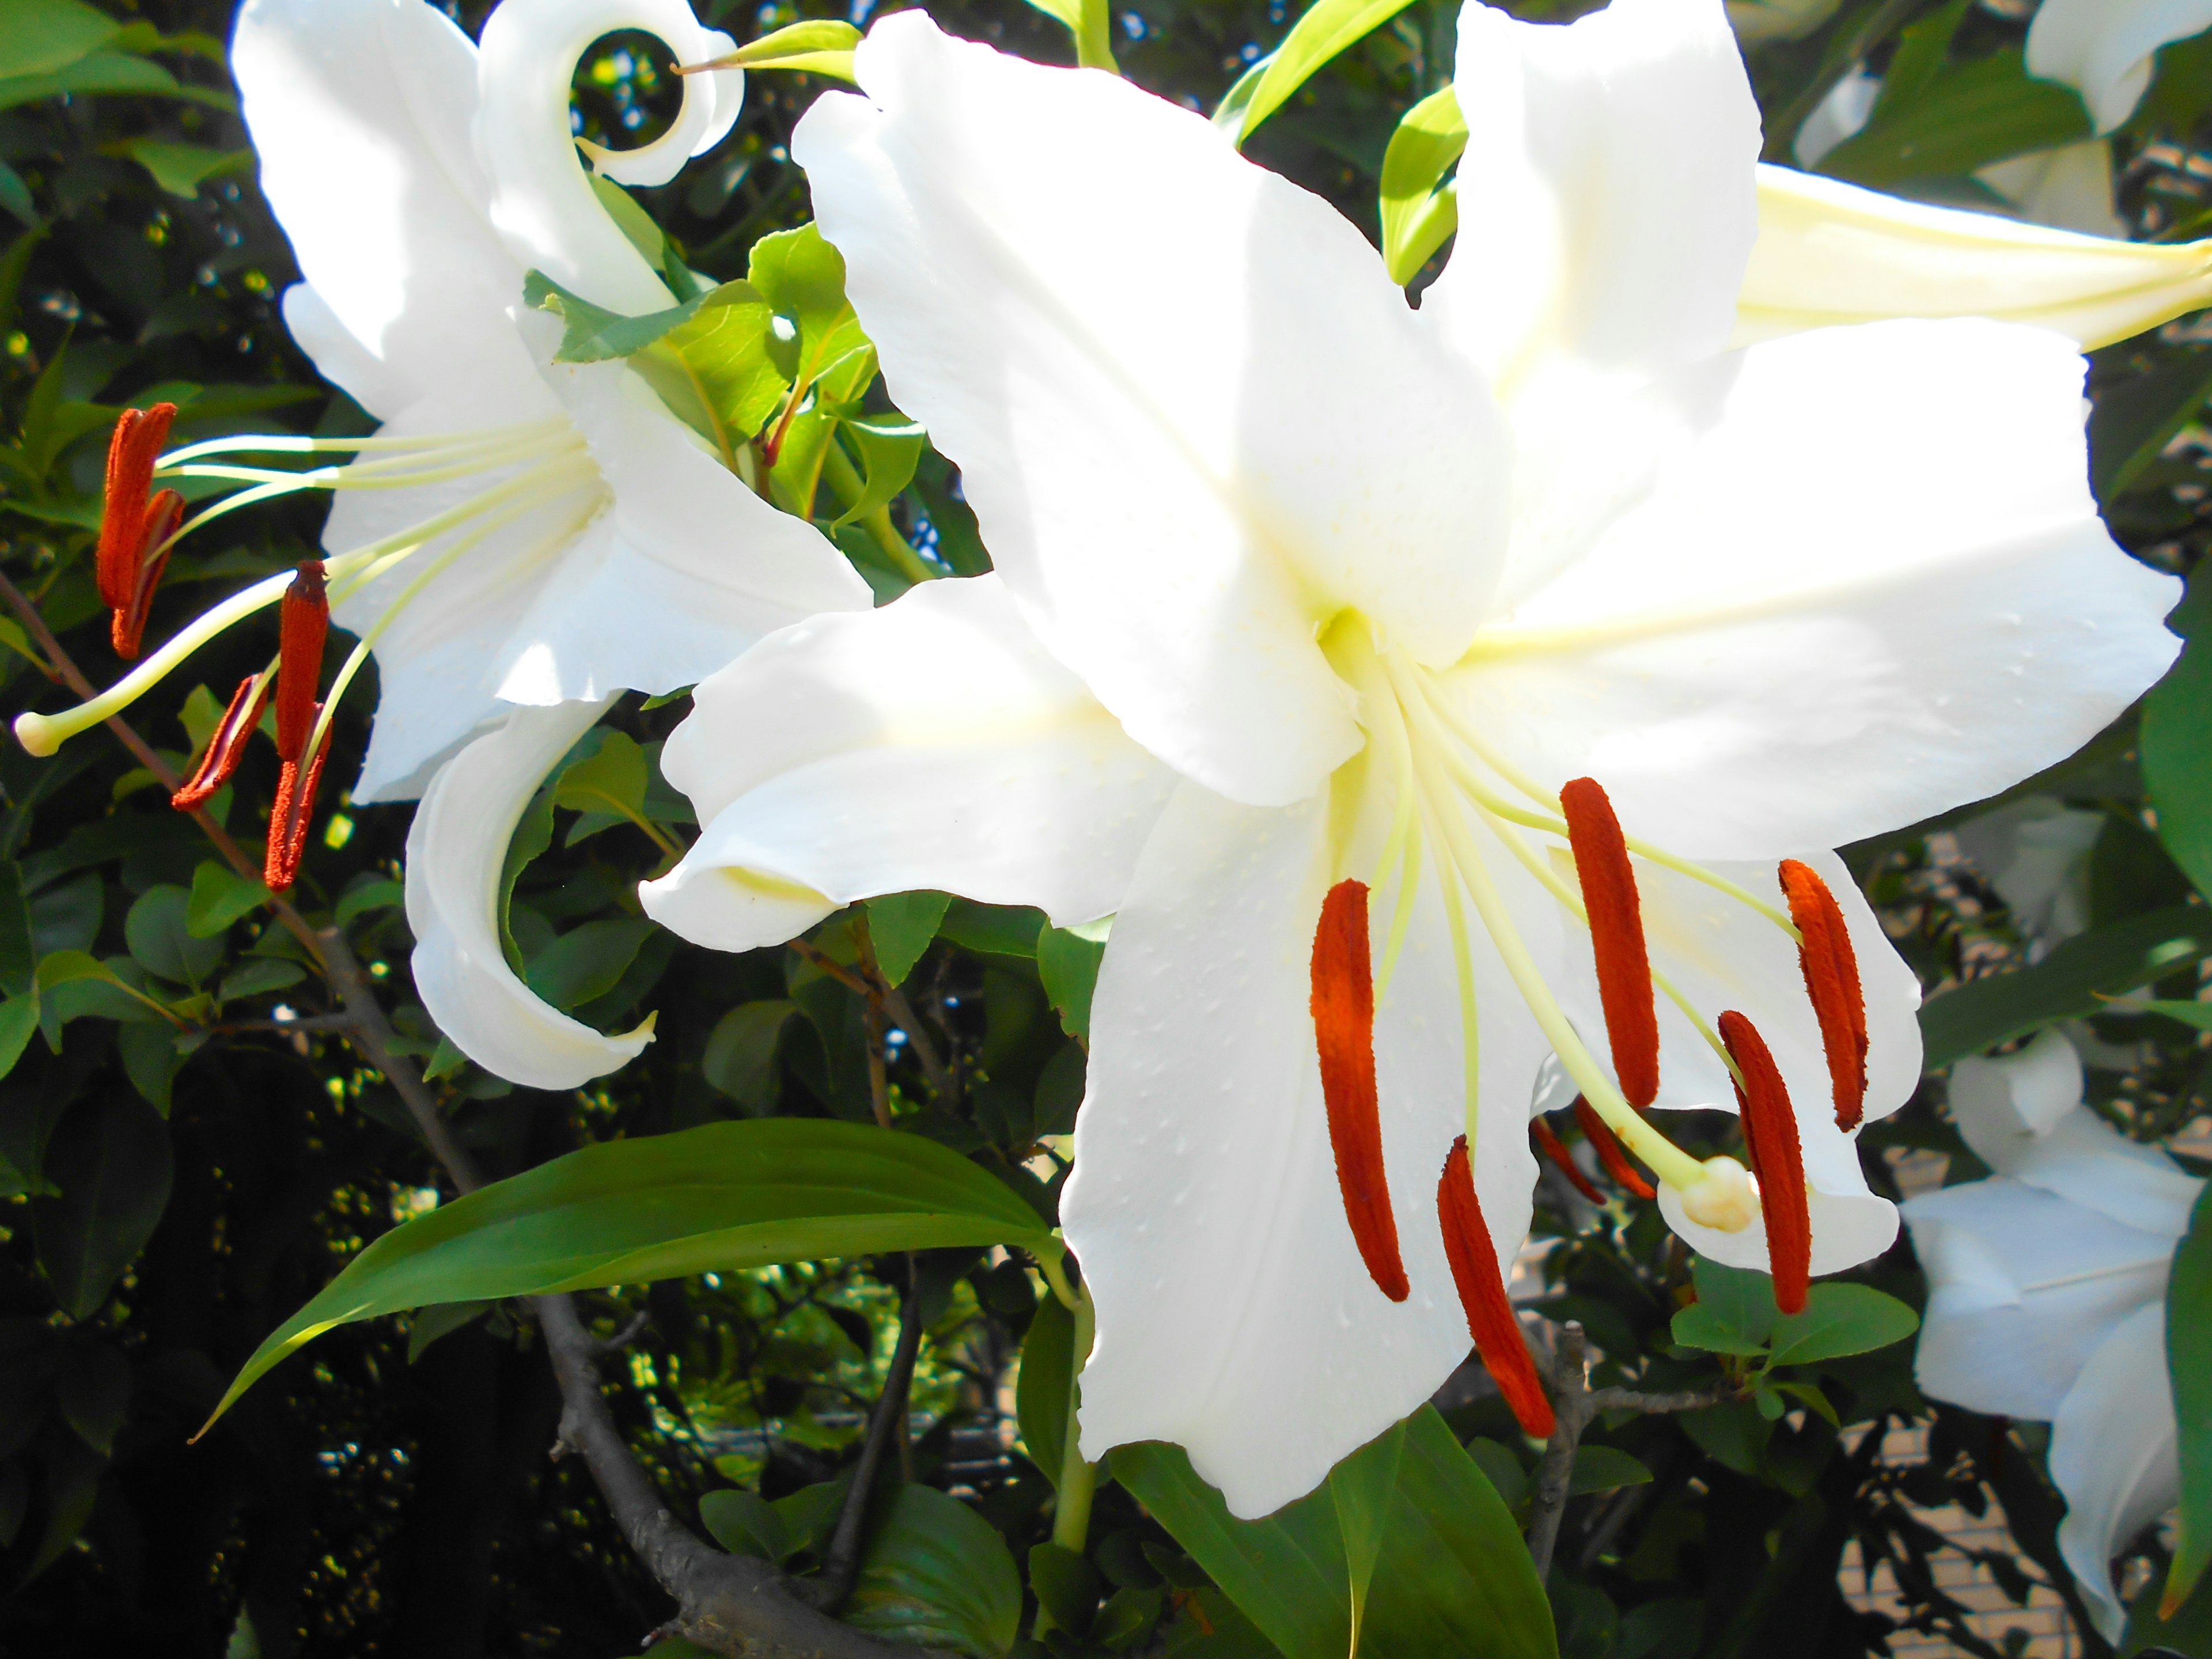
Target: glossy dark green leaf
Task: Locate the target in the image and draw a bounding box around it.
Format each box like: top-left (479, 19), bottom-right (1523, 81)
top-left (404, 1299), bottom-right (490, 1364)
top-left (1920, 905), bottom-right (2212, 1067)
top-left (334, 876), bottom-right (403, 926)
top-left (1036, 923), bottom-right (1105, 1043)
top-left (126, 884), bottom-right (222, 987)
top-left (700, 999), bottom-right (800, 1112)
top-left (1673, 1259), bottom-right (1781, 1355)
top-left (844, 1484), bottom-right (1020, 1657)
top-left (1569, 1445), bottom-right (1652, 1496)
top-left (524, 267), bottom-right (702, 362)
top-left (524, 916), bottom-right (654, 1012)
top-left (1331, 1416), bottom-right (1403, 1651)
top-left (0, 0), bottom-right (119, 78)
top-left (1016, 1286), bottom-right (1074, 1485)
top-left (210, 1118), bottom-right (1058, 1420)
top-left (2165, 1185), bottom-right (2212, 1615)
top-left (1030, 1539), bottom-right (1102, 1637)
top-left (120, 138), bottom-right (249, 199)
top-left (2145, 565), bottom-right (2212, 904)
top-left (0, 995), bottom-right (37, 1082)
top-left (941, 900), bottom-right (1046, 960)
top-left (869, 892), bottom-right (952, 988)
top-left (117, 1021), bottom-right (184, 1115)
top-left (32, 1094), bottom-right (173, 1320)
top-left (699, 1487), bottom-right (796, 1562)
top-left (1767, 1284), bottom-right (1919, 1367)
top-left (217, 959), bottom-right (304, 1003)
top-left (185, 860), bottom-right (267, 938)
top-left (1819, 49), bottom-right (2091, 186)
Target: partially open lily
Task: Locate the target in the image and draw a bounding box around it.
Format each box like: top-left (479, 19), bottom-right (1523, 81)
top-left (638, 0), bottom-right (2177, 1514)
top-left (11, 0), bottom-right (869, 1080)
top-left (1903, 1031), bottom-right (2203, 1640)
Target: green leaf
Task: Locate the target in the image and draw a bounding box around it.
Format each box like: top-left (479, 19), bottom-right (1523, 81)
top-left (117, 139), bottom-right (251, 199)
top-left (525, 916), bottom-right (656, 1011)
top-left (1673, 1259), bottom-right (1781, 1355)
top-left (1919, 904), bottom-right (2212, 1066)
top-left (2092, 346), bottom-right (2212, 501)
top-left (1380, 85), bottom-right (1465, 284)
top-left (830, 414), bottom-right (926, 529)
top-left (1331, 1418), bottom-right (1404, 1653)
top-left (523, 268), bottom-right (702, 362)
top-left (1036, 923), bottom-right (1105, 1044)
top-left (1569, 1445), bottom-right (1652, 1496)
top-left (1113, 1407), bottom-right (1555, 1659)
top-left (209, 1118), bottom-right (1059, 1421)
top-left (844, 1484), bottom-right (1021, 1658)
top-left (0, 50), bottom-right (184, 113)
top-left (0, 995), bottom-right (38, 1082)
top-left (0, 0), bottom-right (118, 78)
top-left (334, 877), bottom-right (403, 926)
top-left (216, 959), bottom-right (304, 1003)
top-left (0, 161), bottom-right (30, 228)
top-left (1016, 1286), bottom-right (1074, 1484)
top-left (704, 18), bottom-right (860, 79)
top-left (553, 728), bottom-right (647, 819)
top-left (2164, 1185), bottom-right (2212, 1616)
top-left (1020, 0), bottom-right (1117, 71)
top-left (55, 1341), bottom-right (128, 1455)
top-left (126, 884), bottom-right (223, 987)
top-left (868, 892), bottom-right (952, 988)
top-left (1819, 48), bottom-right (2092, 187)
top-left (1464, 1438), bottom-right (1528, 1510)
top-left (33, 1095), bottom-right (173, 1320)
top-left (699, 1487), bottom-right (796, 1562)
top-left (1765, 1283), bottom-right (1919, 1367)
top-left (940, 899), bottom-right (1046, 960)
top-left (748, 223), bottom-right (873, 407)
top-left (587, 175), bottom-right (665, 270)
top-left (0, 860), bottom-right (33, 999)
top-left (634, 281), bottom-right (787, 462)
top-left (1030, 1540), bottom-right (1101, 1637)
top-left (405, 1299), bottom-right (490, 1364)
top-left (700, 999), bottom-right (800, 1112)
top-left (186, 860), bottom-right (268, 938)
top-left (1222, 0), bottom-right (1421, 145)
top-left (2146, 565), bottom-right (2212, 904)
top-left (117, 1021), bottom-right (185, 1115)
top-left (2141, 998), bottom-right (2212, 1032)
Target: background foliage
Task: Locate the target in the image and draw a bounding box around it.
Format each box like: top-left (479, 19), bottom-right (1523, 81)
top-left (1, 0), bottom-right (2210, 1654)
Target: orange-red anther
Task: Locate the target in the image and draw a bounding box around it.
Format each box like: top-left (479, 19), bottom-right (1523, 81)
top-left (1532, 1118), bottom-right (1604, 1205)
top-left (97, 403), bottom-right (177, 615)
top-left (109, 488), bottom-right (184, 659)
top-left (171, 674), bottom-right (271, 811)
top-left (1718, 1010), bottom-right (1811, 1316)
top-left (1311, 877), bottom-right (1408, 1303)
top-left (264, 720), bottom-right (331, 892)
top-left (1574, 1095), bottom-right (1657, 1200)
top-left (274, 560), bottom-right (329, 764)
top-left (1562, 777), bottom-right (1660, 1109)
top-left (1438, 1136), bottom-right (1555, 1438)
top-left (1778, 859), bottom-right (1869, 1131)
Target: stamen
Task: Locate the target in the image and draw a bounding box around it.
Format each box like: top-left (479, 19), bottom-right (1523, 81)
top-left (1561, 778), bottom-right (1660, 1109)
top-left (1311, 877), bottom-right (1408, 1303)
top-left (110, 489), bottom-right (184, 659)
top-left (1717, 1010), bottom-right (1810, 1315)
top-left (97, 403), bottom-right (177, 615)
top-left (1437, 1136), bottom-right (1554, 1438)
top-left (1532, 1118), bottom-right (1604, 1205)
top-left (264, 722), bottom-right (332, 893)
top-left (1777, 859), bottom-right (1868, 1131)
top-left (171, 673), bottom-right (271, 810)
top-left (1573, 1095), bottom-right (1657, 1200)
top-left (274, 562), bottom-right (328, 763)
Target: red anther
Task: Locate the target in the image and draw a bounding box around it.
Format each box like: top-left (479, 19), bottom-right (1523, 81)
top-left (1532, 1118), bottom-right (1604, 1205)
top-left (1778, 859), bottom-right (1868, 1131)
top-left (97, 403), bottom-right (178, 614)
top-left (171, 674), bottom-right (271, 812)
top-left (264, 719), bottom-right (331, 892)
top-left (1311, 877), bottom-right (1408, 1303)
top-left (1562, 777), bottom-right (1660, 1109)
top-left (274, 560), bottom-right (329, 764)
top-left (1718, 1010), bottom-right (1811, 1316)
top-left (109, 489), bottom-right (183, 660)
top-left (1573, 1095), bottom-right (1657, 1200)
top-left (1437, 1136), bottom-right (1555, 1438)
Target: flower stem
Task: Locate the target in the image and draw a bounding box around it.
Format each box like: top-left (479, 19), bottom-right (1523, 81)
top-left (1051, 1281), bottom-right (1097, 1554)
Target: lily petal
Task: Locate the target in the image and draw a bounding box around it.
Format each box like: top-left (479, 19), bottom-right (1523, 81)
top-left (1431, 0), bottom-right (1758, 392)
top-left (1904, 1177), bottom-right (2175, 1419)
top-left (1737, 165), bottom-right (2212, 351)
top-left (234, 0), bottom-right (524, 418)
top-left (642, 574), bottom-right (1179, 953)
top-left (1446, 319), bottom-right (2179, 860)
top-left (406, 697), bottom-right (656, 1089)
top-left (2051, 1301), bottom-right (2181, 1641)
top-left (1066, 782), bottom-right (1551, 1517)
top-left (793, 12), bottom-right (1509, 808)
top-left (2027, 0), bottom-right (2212, 133)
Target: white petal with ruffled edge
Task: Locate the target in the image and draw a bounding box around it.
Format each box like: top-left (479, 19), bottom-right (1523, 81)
top-left (643, 575), bottom-right (1179, 954)
top-left (2051, 1301), bottom-right (2181, 1640)
top-left (793, 13), bottom-right (1509, 809)
top-left (1065, 782), bottom-right (1554, 1517)
top-left (1448, 319), bottom-right (2179, 861)
top-left (407, 698), bottom-right (656, 1089)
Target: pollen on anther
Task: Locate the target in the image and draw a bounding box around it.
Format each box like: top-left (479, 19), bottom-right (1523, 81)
top-left (1574, 1095), bottom-right (1657, 1200)
top-left (172, 675), bottom-right (271, 812)
top-left (97, 403), bottom-right (177, 616)
top-left (1438, 1136), bottom-right (1554, 1438)
top-left (1532, 1117), bottom-right (1603, 1205)
top-left (275, 560), bottom-right (329, 765)
top-left (111, 489), bottom-right (184, 660)
top-left (1718, 1010), bottom-right (1810, 1315)
top-left (265, 722), bottom-right (332, 893)
top-left (1311, 878), bottom-right (1408, 1303)
top-left (1778, 859), bottom-right (1868, 1131)
top-left (1562, 778), bottom-right (1660, 1109)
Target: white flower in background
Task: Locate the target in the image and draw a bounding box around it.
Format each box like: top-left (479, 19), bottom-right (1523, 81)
top-left (1953, 796), bottom-right (2107, 958)
top-left (1903, 1030), bottom-right (2203, 1641)
top-left (1791, 66), bottom-right (1880, 168)
top-left (2028, 0), bottom-right (2212, 132)
top-left (635, 0), bottom-right (2179, 1516)
top-left (12, 0), bottom-right (870, 1086)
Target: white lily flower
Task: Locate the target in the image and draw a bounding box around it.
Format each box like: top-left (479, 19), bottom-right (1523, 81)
top-left (11, 0), bottom-right (871, 1087)
top-left (639, 0), bottom-right (2179, 1516)
top-left (2028, 0), bottom-right (2212, 133)
top-left (1953, 795), bottom-right (2106, 957)
top-left (1902, 1031), bottom-right (2203, 1640)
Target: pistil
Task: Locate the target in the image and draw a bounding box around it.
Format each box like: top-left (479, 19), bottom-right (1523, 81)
top-left (1718, 1010), bottom-right (1810, 1313)
top-left (1310, 878), bottom-right (1409, 1302)
top-left (1437, 1136), bottom-right (1554, 1437)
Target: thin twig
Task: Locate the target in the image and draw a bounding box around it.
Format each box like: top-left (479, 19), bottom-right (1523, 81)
top-left (881, 980), bottom-right (952, 1100)
top-left (812, 1267), bottom-right (925, 1611)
